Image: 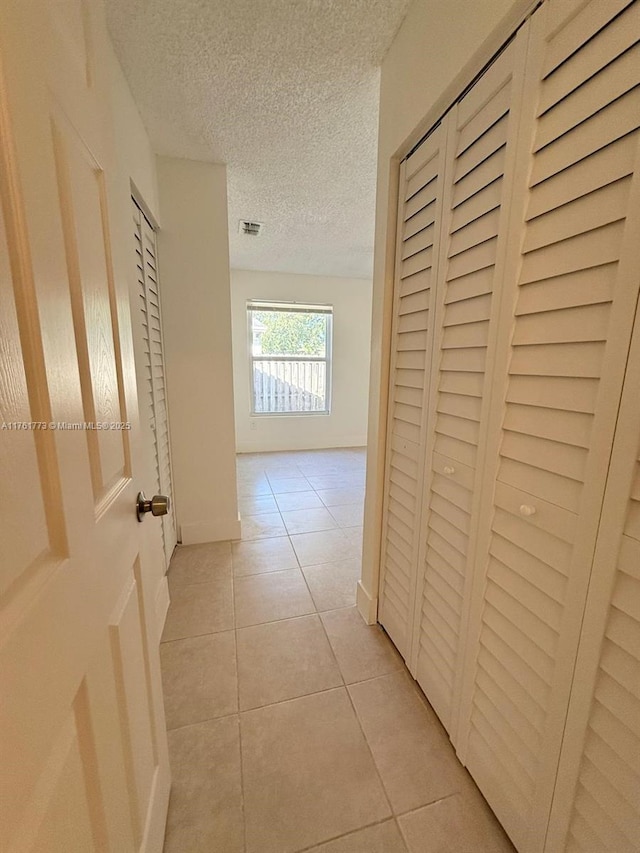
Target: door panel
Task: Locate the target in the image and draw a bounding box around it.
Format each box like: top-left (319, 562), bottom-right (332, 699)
top-left (0, 0), bottom-right (170, 849)
top-left (109, 569), bottom-right (158, 846)
top-left (378, 125), bottom-right (447, 658)
top-left (411, 25), bottom-right (533, 736)
top-left (0, 201), bottom-right (59, 597)
top-left (52, 116), bottom-right (131, 502)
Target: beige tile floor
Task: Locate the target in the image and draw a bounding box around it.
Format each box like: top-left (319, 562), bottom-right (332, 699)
top-left (161, 448), bottom-right (515, 853)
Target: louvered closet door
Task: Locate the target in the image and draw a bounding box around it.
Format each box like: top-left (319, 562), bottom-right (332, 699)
top-left (457, 1), bottom-right (640, 850)
top-left (409, 28), bottom-right (531, 735)
top-left (133, 199), bottom-right (177, 568)
top-left (544, 295), bottom-right (640, 853)
top-left (378, 125), bottom-right (447, 658)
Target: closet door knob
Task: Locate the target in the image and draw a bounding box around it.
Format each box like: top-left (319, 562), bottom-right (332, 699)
top-left (443, 465), bottom-right (455, 475)
top-left (519, 504), bottom-right (536, 517)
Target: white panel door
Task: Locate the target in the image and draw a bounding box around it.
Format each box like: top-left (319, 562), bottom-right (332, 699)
top-left (544, 294), bottom-right (640, 852)
top-left (410, 23), bottom-right (535, 736)
top-left (133, 199), bottom-right (177, 569)
top-left (0, 1), bottom-right (170, 850)
top-left (378, 123), bottom-right (448, 659)
top-left (457, 0), bottom-right (640, 850)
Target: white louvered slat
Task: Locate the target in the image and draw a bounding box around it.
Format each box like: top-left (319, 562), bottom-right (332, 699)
top-left (412, 31), bottom-right (530, 734)
top-left (457, 2), bottom-right (640, 850)
top-left (134, 213), bottom-right (159, 491)
top-left (627, 457), bottom-right (640, 542)
top-left (378, 124), bottom-right (447, 659)
top-left (545, 285), bottom-right (640, 853)
top-left (559, 516), bottom-right (640, 852)
top-left (132, 199), bottom-right (177, 568)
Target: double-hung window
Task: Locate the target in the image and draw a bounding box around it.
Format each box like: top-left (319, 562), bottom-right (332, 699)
top-left (247, 300), bottom-right (332, 415)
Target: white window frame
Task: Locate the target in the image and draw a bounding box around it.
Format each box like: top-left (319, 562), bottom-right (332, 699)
top-left (246, 300), bottom-right (333, 417)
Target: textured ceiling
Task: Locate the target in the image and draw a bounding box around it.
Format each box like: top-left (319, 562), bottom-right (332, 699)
top-left (106, 0), bottom-right (411, 279)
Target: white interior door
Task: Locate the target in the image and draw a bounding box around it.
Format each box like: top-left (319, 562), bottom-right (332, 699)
top-left (0, 1), bottom-right (170, 850)
top-left (377, 123), bottom-right (447, 659)
top-left (133, 199), bottom-right (177, 570)
top-left (409, 24), bottom-right (533, 737)
top-left (456, 1), bottom-right (640, 849)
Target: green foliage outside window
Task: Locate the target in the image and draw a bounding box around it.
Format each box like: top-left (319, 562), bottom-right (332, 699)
top-left (254, 310), bottom-right (326, 357)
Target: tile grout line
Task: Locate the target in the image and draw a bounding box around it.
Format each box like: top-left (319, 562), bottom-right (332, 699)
top-left (238, 510), bottom-right (363, 541)
top-left (160, 626), bottom-right (234, 643)
top-left (285, 477), bottom-right (332, 641)
top-left (392, 816), bottom-right (409, 851)
top-left (163, 663), bottom-right (409, 735)
top-left (165, 708), bottom-right (240, 734)
top-left (343, 677), bottom-right (397, 822)
top-left (307, 461), bottom-right (397, 825)
top-left (230, 534), bottom-right (248, 853)
top-left (394, 791), bottom-right (460, 820)
top-left (167, 679), bottom-right (350, 734)
top-left (290, 816), bottom-right (406, 853)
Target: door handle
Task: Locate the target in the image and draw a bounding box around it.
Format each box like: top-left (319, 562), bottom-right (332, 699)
top-left (136, 491), bottom-right (170, 522)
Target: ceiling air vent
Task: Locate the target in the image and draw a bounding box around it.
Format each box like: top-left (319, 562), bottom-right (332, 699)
top-left (239, 219), bottom-right (263, 236)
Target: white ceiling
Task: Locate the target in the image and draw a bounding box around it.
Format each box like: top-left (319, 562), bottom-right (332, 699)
top-left (106, 0), bottom-right (411, 279)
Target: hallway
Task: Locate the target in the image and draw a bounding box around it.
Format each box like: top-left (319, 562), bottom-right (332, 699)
top-left (160, 449), bottom-right (514, 852)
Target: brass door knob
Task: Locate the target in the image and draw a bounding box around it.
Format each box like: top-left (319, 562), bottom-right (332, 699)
top-left (136, 491), bottom-right (170, 522)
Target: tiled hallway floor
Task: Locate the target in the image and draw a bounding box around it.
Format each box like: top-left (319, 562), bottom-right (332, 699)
top-left (160, 448), bottom-right (514, 852)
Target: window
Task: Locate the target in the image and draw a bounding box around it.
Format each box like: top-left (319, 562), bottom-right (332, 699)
top-left (247, 300), bottom-right (332, 415)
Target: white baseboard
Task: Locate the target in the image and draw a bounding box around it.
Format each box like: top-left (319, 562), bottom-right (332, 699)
top-left (356, 580), bottom-right (378, 625)
top-left (237, 435), bottom-right (367, 453)
top-left (179, 514), bottom-right (241, 544)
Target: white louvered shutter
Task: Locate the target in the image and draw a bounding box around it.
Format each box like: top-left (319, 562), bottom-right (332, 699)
top-left (133, 199), bottom-right (177, 568)
top-left (410, 29), bottom-right (530, 736)
top-left (545, 299), bottom-right (640, 853)
top-left (456, 1), bottom-right (640, 850)
top-left (134, 204), bottom-right (160, 494)
top-left (378, 125), bottom-right (447, 659)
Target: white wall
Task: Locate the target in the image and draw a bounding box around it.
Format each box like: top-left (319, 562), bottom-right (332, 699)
top-left (359, 0), bottom-right (528, 622)
top-left (231, 269), bottom-right (372, 453)
top-left (157, 157), bottom-right (240, 544)
top-left (110, 53), bottom-right (160, 222)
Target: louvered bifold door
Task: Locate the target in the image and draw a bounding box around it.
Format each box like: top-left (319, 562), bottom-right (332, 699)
top-left (409, 26), bottom-right (532, 736)
top-left (456, 1), bottom-right (640, 850)
top-left (133, 199), bottom-right (177, 568)
top-left (378, 125), bottom-right (447, 659)
top-left (544, 292), bottom-right (640, 853)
